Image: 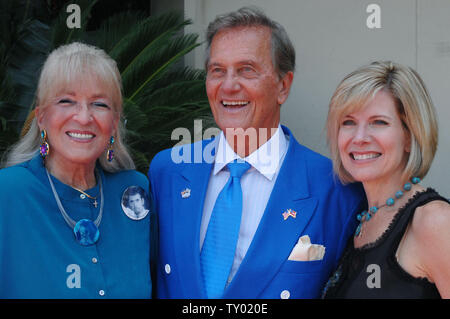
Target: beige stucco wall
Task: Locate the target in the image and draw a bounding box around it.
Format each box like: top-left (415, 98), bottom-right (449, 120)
top-left (183, 0), bottom-right (450, 196)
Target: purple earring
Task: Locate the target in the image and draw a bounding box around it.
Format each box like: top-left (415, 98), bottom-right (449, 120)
top-left (107, 136), bottom-right (114, 162)
top-left (40, 129), bottom-right (49, 159)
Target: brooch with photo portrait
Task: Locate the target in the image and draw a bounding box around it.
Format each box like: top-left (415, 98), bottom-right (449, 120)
top-left (121, 186), bottom-right (150, 220)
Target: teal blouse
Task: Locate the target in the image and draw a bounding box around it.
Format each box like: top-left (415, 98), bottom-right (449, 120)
top-left (0, 154), bottom-right (152, 298)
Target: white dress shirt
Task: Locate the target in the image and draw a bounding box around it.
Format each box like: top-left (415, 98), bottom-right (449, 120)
top-left (200, 125), bottom-right (289, 283)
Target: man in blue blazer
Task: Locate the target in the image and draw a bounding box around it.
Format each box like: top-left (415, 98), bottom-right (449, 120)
top-left (148, 7), bottom-right (365, 299)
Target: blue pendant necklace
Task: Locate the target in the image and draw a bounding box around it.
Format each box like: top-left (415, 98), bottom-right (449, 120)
top-left (46, 168), bottom-right (104, 246)
top-left (355, 177), bottom-right (421, 237)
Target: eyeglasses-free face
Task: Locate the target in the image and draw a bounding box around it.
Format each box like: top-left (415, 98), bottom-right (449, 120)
top-left (206, 26), bottom-right (292, 136)
top-left (337, 90), bottom-right (411, 186)
top-left (36, 77), bottom-right (118, 171)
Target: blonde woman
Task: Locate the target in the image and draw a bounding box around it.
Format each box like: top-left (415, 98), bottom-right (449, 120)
top-left (0, 42), bottom-right (152, 298)
top-left (323, 61), bottom-right (450, 298)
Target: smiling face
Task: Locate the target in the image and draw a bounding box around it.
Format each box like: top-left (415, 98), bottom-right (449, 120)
top-left (206, 26), bottom-right (293, 135)
top-left (337, 90), bottom-right (411, 185)
top-left (36, 76), bottom-right (119, 170)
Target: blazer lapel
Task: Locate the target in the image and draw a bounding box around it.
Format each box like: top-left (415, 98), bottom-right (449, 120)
top-left (223, 129), bottom-right (318, 298)
top-left (171, 140), bottom-right (216, 298)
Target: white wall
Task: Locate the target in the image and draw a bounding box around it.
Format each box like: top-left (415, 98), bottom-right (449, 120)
top-left (184, 0), bottom-right (450, 196)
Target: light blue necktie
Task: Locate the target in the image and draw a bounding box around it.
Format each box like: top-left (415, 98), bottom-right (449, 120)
top-left (200, 160), bottom-right (251, 298)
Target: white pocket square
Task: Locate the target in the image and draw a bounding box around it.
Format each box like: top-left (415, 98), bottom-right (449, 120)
top-left (288, 235), bottom-right (326, 261)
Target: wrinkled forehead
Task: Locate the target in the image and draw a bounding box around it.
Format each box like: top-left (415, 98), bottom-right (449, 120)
top-left (207, 26), bottom-right (274, 65)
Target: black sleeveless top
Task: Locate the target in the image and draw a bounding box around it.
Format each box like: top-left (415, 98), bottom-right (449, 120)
top-left (322, 188), bottom-right (448, 299)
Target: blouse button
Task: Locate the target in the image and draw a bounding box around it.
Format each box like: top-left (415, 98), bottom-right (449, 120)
top-left (99, 290), bottom-right (105, 296)
top-left (280, 290), bottom-right (290, 299)
top-left (165, 264), bottom-right (171, 274)
top-left (92, 257), bottom-right (98, 264)
top-left (80, 194), bottom-right (86, 199)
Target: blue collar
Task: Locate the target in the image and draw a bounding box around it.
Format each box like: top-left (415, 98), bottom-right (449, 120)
top-left (27, 152), bottom-right (103, 202)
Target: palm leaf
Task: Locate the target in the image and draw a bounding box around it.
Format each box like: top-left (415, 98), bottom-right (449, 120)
top-left (86, 11), bottom-right (148, 52)
top-left (0, 2), bottom-right (50, 136)
top-left (122, 98), bottom-right (149, 133)
top-left (50, 0), bottom-right (98, 48)
top-left (109, 11), bottom-right (187, 69)
top-left (127, 36), bottom-right (201, 102)
top-left (7, 19), bottom-right (50, 115)
top-left (0, 5), bottom-right (213, 173)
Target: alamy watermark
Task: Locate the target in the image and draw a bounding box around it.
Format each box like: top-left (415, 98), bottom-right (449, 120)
top-left (65, 3), bottom-right (382, 33)
top-left (66, 4), bottom-right (81, 29)
top-left (170, 120), bottom-right (281, 174)
top-left (366, 4), bottom-right (381, 29)
top-left (366, 264), bottom-right (381, 289)
top-left (66, 263), bottom-right (81, 289)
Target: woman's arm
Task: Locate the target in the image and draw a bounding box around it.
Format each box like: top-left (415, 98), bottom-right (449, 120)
top-left (413, 200), bottom-right (450, 298)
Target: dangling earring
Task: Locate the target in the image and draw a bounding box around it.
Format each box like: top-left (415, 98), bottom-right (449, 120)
top-left (40, 129), bottom-right (49, 159)
top-left (107, 136), bottom-right (114, 162)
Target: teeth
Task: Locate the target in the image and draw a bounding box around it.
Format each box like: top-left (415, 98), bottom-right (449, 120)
top-left (67, 132), bottom-right (94, 139)
top-left (353, 153), bottom-right (380, 160)
top-left (222, 100), bottom-right (249, 106)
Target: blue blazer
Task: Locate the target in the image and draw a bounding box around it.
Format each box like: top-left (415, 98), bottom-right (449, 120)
top-left (148, 126), bottom-right (364, 299)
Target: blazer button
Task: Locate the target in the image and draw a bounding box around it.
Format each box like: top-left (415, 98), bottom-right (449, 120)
top-left (280, 290), bottom-right (290, 299)
top-left (165, 264), bottom-right (171, 274)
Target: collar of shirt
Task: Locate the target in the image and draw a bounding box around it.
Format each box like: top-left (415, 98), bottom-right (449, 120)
top-left (213, 124), bottom-right (288, 181)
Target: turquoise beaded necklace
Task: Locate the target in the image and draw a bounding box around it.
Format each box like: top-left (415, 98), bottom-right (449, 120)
top-left (355, 177), bottom-right (421, 237)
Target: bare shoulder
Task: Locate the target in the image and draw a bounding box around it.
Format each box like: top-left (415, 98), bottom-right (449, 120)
top-left (411, 199), bottom-right (450, 242)
top-left (409, 198), bottom-right (450, 296)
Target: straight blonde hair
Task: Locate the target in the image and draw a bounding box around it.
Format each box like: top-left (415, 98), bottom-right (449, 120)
top-left (327, 61), bottom-right (438, 184)
top-left (4, 42), bottom-right (135, 172)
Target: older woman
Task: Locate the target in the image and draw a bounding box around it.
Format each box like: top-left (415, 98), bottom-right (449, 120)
top-left (0, 42), bottom-right (152, 298)
top-left (323, 61), bottom-right (450, 298)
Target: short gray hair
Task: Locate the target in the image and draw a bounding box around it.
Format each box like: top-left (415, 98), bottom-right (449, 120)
top-left (205, 6), bottom-right (295, 77)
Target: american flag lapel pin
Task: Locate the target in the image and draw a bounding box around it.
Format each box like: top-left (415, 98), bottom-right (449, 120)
top-left (282, 208), bottom-right (297, 220)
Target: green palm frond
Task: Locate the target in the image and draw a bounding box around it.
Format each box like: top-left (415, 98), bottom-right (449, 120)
top-left (0, 1), bottom-right (50, 136)
top-left (50, 0), bottom-right (98, 48)
top-left (0, 3), bottom-right (212, 173)
top-left (109, 11), bottom-right (188, 70)
top-left (104, 11), bottom-right (212, 172)
top-left (6, 19), bottom-right (50, 116)
top-left (144, 77), bottom-right (207, 107)
top-left (122, 98), bottom-right (148, 134)
top-left (126, 35), bottom-right (201, 102)
top-left (112, 13), bottom-right (199, 101)
top-left (129, 149), bottom-right (149, 174)
top-left (86, 11), bottom-right (148, 52)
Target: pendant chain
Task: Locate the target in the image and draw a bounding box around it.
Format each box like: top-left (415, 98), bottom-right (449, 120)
top-left (45, 168), bottom-right (104, 228)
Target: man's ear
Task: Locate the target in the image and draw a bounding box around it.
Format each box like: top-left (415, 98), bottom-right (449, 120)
top-left (277, 71), bottom-right (294, 105)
